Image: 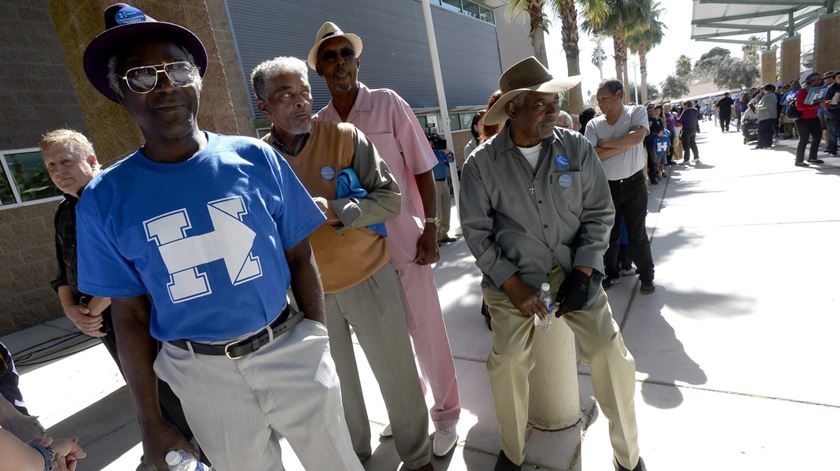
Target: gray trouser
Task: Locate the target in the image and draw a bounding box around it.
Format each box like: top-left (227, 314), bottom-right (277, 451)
top-left (154, 317), bottom-right (362, 471)
top-left (325, 263), bottom-right (431, 469)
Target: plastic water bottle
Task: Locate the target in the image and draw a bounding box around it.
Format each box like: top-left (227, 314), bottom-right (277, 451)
top-left (534, 283), bottom-right (553, 332)
top-left (166, 450), bottom-right (210, 471)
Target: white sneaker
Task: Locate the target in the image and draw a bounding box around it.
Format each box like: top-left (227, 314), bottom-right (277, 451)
top-left (379, 423), bottom-right (392, 438)
top-left (433, 427), bottom-right (458, 456)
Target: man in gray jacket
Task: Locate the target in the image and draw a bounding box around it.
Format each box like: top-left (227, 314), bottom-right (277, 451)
top-left (459, 57), bottom-right (645, 471)
top-left (753, 83), bottom-right (778, 149)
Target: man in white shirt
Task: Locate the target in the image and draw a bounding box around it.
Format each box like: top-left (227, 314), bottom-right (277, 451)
top-left (584, 80), bottom-right (656, 294)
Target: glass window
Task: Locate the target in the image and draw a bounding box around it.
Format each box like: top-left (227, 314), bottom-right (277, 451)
top-left (416, 115), bottom-right (428, 131)
top-left (461, 112), bottom-right (476, 131)
top-left (0, 169), bottom-right (14, 207)
top-left (0, 149), bottom-right (62, 208)
top-left (480, 7), bottom-right (495, 24)
top-left (441, 0), bottom-right (462, 13)
top-left (449, 113), bottom-right (462, 131)
top-left (463, 1), bottom-right (480, 19)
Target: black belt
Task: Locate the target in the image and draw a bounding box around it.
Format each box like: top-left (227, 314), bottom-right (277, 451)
top-left (169, 306), bottom-right (300, 359)
top-left (609, 169), bottom-right (645, 185)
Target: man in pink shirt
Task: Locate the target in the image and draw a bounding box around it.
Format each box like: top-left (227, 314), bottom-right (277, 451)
top-left (310, 21), bottom-right (461, 457)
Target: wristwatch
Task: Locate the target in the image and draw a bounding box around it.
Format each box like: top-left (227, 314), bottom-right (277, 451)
top-left (30, 443), bottom-right (56, 471)
top-left (425, 217), bottom-right (439, 226)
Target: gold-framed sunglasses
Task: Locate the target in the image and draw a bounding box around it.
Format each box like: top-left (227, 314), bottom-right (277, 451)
top-left (121, 61), bottom-right (198, 94)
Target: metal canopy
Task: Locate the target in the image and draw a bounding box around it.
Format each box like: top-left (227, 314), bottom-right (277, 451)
top-left (691, 0), bottom-right (834, 46)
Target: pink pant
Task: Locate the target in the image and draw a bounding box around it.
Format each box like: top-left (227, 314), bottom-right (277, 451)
top-left (393, 260), bottom-right (461, 429)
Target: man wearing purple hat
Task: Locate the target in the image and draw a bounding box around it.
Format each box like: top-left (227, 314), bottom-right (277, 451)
top-left (75, 4), bottom-right (361, 470)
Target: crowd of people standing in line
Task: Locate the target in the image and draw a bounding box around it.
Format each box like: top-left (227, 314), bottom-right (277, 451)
top-left (696, 70), bottom-right (840, 167)
top-left (1, 4), bottom-right (653, 471)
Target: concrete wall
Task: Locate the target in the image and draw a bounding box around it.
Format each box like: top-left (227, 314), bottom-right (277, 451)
top-left (493, 5), bottom-right (536, 71)
top-left (0, 0), bottom-right (92, 333)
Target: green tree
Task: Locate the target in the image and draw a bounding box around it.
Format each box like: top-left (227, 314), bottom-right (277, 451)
top-left (549, 0), bottom-right (584, 113)
top-left (694, 47), bottom-right (731, 80)
top-left (712, 57), bottom-right (760, 90)
top-left (580, 0), bottom-right (651, 103)
top-left (675, 54), bottom-right (692, 79)
top-left (661, 74), bottom-right (690, 100)
top-left (741, 35), bottom-right (761, 66)
top-left (507, 0), bottom-right (550, 65)
top-left (592, 37), bottom-right (608, 80)
top-left (627, 82), bottom-right (660, 103)
top-left (627, 1), bottom-right (665, 103)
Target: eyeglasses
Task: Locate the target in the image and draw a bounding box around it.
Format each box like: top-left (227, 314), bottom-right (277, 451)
top-left (319, 47), bottom-right (355, 63)
top-left (121, 61), bottom-right (198, 94)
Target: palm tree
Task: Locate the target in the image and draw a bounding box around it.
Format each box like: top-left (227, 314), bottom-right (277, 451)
top-left (675, 54), bottom-right (692, 79)
top-left (507, 0), bottom-right (550, 65)
top-left (580, 0), bottom-right (650, 103)
top-left (592, 37), bottom-right (608, 80)
top-left (549, 0), bottom-right (584, 113)
top-left (627, 2), bottom-right (665, 103)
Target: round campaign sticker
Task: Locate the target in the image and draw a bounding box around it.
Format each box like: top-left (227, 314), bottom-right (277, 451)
top-left (320, 166), bottom-right (336, 181)
top-left (558, 173), bottom-right (573, 187)
top-left (553, 154), bottom-right (570, 169)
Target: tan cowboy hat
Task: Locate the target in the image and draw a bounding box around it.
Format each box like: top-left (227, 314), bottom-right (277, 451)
top-left (307, 21), bottom-right (363, 70)
top-left (483, 56), bottom-right (581, 126)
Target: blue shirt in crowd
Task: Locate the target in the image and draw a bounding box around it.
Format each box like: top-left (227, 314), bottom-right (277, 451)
top-left (433, 148), bottom-right (453, 181)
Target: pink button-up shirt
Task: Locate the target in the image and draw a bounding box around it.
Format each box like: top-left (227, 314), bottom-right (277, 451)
top-left (314, 83), bottom-right (437, 267)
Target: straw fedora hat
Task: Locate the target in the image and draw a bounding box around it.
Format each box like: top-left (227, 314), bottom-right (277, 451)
top-left (483, 56), bottom-right (581, 126)
top-left (307, 21), bottom-right (363, 70)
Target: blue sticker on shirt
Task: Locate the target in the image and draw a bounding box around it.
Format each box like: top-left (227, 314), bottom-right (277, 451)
top-left (320, 166), bottom-right (336, 181)
top-left (553, 154), bottom-right (570, 169)
top-left (558, 173), bottom-right (573, 187)
top-left (115, 6), bottom-right (147, 25)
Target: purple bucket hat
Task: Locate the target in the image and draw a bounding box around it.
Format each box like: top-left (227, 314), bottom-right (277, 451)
top-left (83, 3), bottom-right (208, 102)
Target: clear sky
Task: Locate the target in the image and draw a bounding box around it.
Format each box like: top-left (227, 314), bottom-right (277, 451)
top-left (542, 0), bottom-right (816, 100)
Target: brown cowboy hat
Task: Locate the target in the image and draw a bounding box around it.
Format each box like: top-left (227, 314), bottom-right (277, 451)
top-left (484, 56), bottom-right (580, 126)
top-left (307, 21), bottom-right (363, 70)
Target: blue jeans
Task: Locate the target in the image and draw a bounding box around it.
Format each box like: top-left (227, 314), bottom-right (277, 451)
top-left (827, 119), bottom-right (839, 155)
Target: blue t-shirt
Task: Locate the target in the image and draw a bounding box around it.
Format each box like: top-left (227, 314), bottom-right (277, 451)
top-left (76, 132), bottom-right (325, 342)
top-left (432, 149), bottom-right (452, 181)
top-left (654, 135), bottom-right (670, 156)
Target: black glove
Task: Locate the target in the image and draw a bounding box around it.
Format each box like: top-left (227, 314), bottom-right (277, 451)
top-left (555, 270), bottom-right (591, 317)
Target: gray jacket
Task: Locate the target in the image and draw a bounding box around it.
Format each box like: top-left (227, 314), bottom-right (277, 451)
top-left (754, 93), bottom-right (778, 121)
top-left (459, 126), bottom-right (615, 294)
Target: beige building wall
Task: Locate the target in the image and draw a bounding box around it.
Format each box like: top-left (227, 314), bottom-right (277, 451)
top-left (814, 13), bottom-right (840, 75)
top-left (780, 36), bottom-right (801, 85)
top-left (493, 6), bottom-right (537, 71)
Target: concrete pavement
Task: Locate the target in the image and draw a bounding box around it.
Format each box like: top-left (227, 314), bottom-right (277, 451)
top-left (3, 127), bottom-right (839, 470)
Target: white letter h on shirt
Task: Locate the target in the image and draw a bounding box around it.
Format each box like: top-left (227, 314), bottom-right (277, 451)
top-left (144, 196), bottom-right (262, 303)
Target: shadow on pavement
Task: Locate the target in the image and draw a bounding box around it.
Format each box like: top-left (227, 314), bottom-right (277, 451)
top-left (46, 386), bottom-right (140, 470)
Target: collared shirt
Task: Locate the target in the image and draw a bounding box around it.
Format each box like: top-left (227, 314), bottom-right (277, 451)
top-left (51, 190), bottom-right (85, 298)
top-left (584, 105), bottom-right (649, 181)
top-left (314, 82), bottom-right (437, 268)
top-left (459, 126), bottom-right (614, 292)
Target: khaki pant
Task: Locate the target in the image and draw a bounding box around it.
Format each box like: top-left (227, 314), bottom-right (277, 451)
top-left (325, 263), bottom-right (431, 469)
top-left (435, 179), bottom-right (451, 240)
top-left (483, 268), bottom-right (640, 469)
top-left (154, 317), bottom-right (362, 471)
